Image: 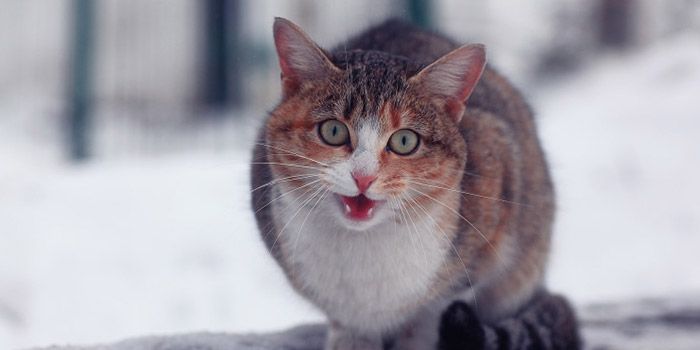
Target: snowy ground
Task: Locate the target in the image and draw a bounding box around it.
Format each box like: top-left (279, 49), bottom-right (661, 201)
top-left (2, 34), bottom-right (700, 349)
top-left (540, 33), bottom-right (700, 304)
top-left (28, 295), bottom-right (700, 350)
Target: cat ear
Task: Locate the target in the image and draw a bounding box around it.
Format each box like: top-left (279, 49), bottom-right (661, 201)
top-left (273, 17), bottom-right (339, 96)
top-left (410, 44), bottom-right (486, 122)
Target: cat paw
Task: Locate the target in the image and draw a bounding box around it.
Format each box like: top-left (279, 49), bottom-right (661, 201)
top-left (438, 301), bottom-right (485, 350)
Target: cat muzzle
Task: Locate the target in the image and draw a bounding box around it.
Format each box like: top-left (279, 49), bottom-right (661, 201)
top-left (340, 194), bottom-right (377, 221)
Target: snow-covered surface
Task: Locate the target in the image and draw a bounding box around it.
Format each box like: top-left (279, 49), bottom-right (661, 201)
top-left (2, 32), bottom-right (700, 350)
top-left (581, 294), bottom-right (700, 350)
top-left (0, 150), bottom-right (324, 348)
top-left (541, 33), bottom-right (700, 304)
top-left (26, 295), bottom-right (700, 350)
top-left (35, 324), bottom-right (328, 350)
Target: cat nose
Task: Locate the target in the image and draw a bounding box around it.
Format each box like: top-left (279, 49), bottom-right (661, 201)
top-left (352, 173), bottom-right (377, 193)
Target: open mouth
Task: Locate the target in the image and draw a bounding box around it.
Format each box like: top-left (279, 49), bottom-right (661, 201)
top-left (339, 194), bottom-right (378, 221)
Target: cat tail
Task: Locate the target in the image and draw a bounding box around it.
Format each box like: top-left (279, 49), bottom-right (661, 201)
top-left (438, 291), bottom-right (581, 350)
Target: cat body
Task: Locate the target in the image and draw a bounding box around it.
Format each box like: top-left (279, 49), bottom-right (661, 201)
top-left (251, 18), bottom-right (577, 349)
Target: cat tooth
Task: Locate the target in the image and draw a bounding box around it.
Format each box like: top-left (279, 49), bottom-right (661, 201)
top-left (344, 204), bottom-right (352, 214)
top-left (367, 207), bottom-right (374, 217)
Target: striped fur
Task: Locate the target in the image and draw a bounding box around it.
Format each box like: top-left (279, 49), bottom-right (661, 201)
top-left (439, 291), bottom-right (581, 350)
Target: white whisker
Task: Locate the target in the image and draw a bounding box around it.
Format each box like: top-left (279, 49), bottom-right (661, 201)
top-left (407, 186), bottom-right (508, 269)
top-left (407, 178), bottom-right (526, 207)
top-left (251, 174), bottom-right (320, 193)
top-left (251, 161), bottom-right (326, 173)
top-left (397, 194), bottom-right (430, 269)
top-left (392, 196), bottom-right (421, 264)
top-left (405, 194), bottom-right (478, 310)
top-left (291, 188), bottom-right (329, 261)
top-left (269, 184), bottom-right (326, 253)
top-left (256, 142), bottom-right (329, 167)
top-left (255, 179), bottom-right (322, 214)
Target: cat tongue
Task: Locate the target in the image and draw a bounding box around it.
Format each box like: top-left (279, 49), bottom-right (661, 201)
top-left (341, 194), bottom-right (376, 221)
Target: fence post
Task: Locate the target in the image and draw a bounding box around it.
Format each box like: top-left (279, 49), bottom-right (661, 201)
top-left (67, 0), bottom-right (94, 161)
top-left (405, 0), bottom-right (432, 28)
top-left (202, 0), bottom-right (242, 111)
top-left (598, 0), bottom-right (635, 49)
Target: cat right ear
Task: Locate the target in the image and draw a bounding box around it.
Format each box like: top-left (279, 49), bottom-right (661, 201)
top-left (410, 44), bottom-right (486, 123)
top-left (273, 17), bottom-right (339, 97)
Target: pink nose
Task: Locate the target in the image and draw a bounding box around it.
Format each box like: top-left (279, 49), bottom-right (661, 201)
top-left (352, 173), bottom-right (376, 193)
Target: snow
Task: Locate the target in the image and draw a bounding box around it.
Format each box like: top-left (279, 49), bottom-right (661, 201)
top-left (2, 29), bottom-right (700, 350)
top-left (25, 295), bottom-right (700, 350)
top-left (540, 33), bottom-right (700, 304)
top-left (1, 149), bottom-right (324, 349)
top-left (581, 294), bottom-right (700, 350)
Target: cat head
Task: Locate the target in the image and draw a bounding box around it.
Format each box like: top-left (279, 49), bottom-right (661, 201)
top-left (263, 18), bottom-right (485, 231)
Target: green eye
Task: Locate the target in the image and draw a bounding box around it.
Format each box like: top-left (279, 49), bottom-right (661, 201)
top-left (388, 129), bottom-right (420, 155)
top-left (319, 119), bottom-right (350, 146)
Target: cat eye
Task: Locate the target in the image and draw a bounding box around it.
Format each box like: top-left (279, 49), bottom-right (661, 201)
top-left (318, 119), bottom-right (350, 146)
top-left (388, 129), bottom-right (420, 155)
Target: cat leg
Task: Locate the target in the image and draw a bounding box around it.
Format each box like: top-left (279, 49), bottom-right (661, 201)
top-left (390, 306), bottom-right (443, 350)
top-left (438, 292), bottom-right (581, 350)
top-left (325, 322), bottom-right (384, 350)
top-left (392, 289), bottom-right (480, 350)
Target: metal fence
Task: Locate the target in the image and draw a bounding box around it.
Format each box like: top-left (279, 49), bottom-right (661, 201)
top-left (2, 0), bottom-right (695, 161)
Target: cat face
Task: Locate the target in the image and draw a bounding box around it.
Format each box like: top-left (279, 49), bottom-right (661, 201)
top-left (263, 18), bottom-right (484, 231)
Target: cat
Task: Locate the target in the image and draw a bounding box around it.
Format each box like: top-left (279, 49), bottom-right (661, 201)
top-left (251, 17), bottom-right (580, 350)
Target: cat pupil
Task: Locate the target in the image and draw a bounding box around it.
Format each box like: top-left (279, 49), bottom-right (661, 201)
top-left (332, 126), bottom-right (337, 136)
top-left (402, 136), bottom-right (407, 145)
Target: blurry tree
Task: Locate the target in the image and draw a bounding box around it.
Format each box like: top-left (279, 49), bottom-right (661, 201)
top-left (597, 0), bottom-right (636, 49)
top-left (534, 2), bottom-right (596, 80)
top-left (295, 0), bottom-right (317, 30)
top-left (405, 0), bottom-right (433, 28)
top-left (67, 0), bottom-right (94, 161)
top-left (202, 0), bottom-right (242, 112)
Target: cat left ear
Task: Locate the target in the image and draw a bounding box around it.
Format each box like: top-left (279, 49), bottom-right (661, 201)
top-left (410, 44), bottom-right (486, 122)
top-left (273, 17), bottom-right (339, 97)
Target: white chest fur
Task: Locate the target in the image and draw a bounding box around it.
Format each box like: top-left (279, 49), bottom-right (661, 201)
top-left (273, 197), bottom-right (450, 334)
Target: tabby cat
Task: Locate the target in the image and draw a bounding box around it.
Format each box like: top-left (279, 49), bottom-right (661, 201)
top-left (251, 17), bottom-right (580, 350)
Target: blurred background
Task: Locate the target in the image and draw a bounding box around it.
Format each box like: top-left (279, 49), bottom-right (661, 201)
top-left (1, 0), bottom-right (699, 348)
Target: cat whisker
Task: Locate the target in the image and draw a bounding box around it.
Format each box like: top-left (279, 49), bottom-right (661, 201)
top-left (391, 195), bottom-right (421, 266)
top-left (291, 188), bottom-right (330, 261)
top-left (255, 142), bottom-right (329, 167)
top-left (406, 186), bottom-right (508, 270)
top-left (396, 194), bottom-right (431, 270)
top-left (265, 153), bottom-right (329, 166)
top-left (251, 174), bottom-right (320, 193)
top-left (255, 179), bottom-right (323, 214)
top-left (269, 183), bottom-right (327, 254)
top-left (388, 197), bottom-right (399, 238)
top-left (406, 178), bottom-right (527, 207)
top-left (265, 184), bottom-right (320, 252)
top-left (275, 185), bottom-right (326, 238)
top-left (405, 194), bottom-right (478, 310)
top-left (409, 178), bottom-right (538, 272)
top-left (251, 161), bottom-right (327, 173)
top-left (414, 166), bottom-right (489, 181)
top-left (400, 195), bottom-right (449, 298)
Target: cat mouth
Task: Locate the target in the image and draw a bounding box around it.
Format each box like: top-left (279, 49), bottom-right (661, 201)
top-left (339, 194), bottom-right (380, 221)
